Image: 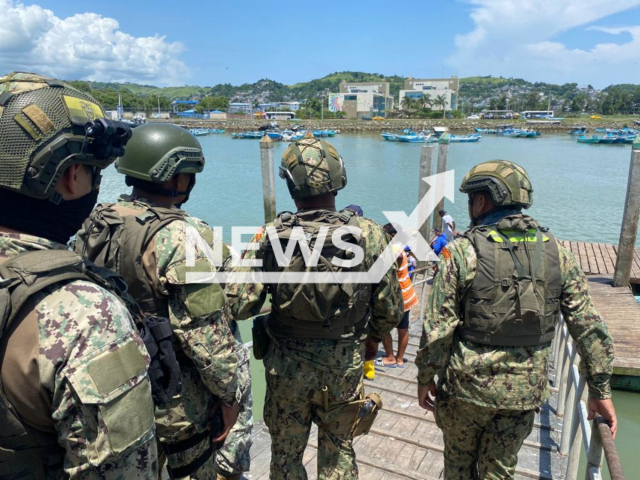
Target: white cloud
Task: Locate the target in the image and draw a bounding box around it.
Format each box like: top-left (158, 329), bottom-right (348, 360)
top-left (0, 0), bottom-right (188, 85)
top-left (449, 0), bottom-right (640, 86)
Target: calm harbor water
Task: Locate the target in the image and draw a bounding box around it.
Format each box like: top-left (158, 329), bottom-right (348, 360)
top-left (100, 132), bottom-right (635, 245)
top-left (98, 132), bottom-right (637, 475)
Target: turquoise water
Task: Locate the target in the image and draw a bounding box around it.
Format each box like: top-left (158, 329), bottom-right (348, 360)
top-left (98, 132), bottom-right (637, 475)
top-left (579, 390), bottom-right (640, 479)
top-left (99, 132), bottom-right (635, 246)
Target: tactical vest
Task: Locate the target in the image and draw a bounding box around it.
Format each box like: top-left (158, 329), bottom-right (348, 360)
top-left (459, 215), bottom-right (562, 346)
top-left (262, 209), bottom-right (372, 340)
top-left (74, 201), bottom-right (188, 318)
top-left (0, 250), bottom-right (148, 479)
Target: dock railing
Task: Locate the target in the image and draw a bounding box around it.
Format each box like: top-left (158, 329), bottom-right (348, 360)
top-left (552, 317), bottom-right (625, 480)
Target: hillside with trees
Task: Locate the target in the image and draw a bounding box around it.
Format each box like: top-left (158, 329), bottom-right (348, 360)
top-left (64, 73), bottom-right (640, 116)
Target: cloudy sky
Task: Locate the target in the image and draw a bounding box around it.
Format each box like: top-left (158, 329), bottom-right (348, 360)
top-left (1, 0), bottom-right (640, 87)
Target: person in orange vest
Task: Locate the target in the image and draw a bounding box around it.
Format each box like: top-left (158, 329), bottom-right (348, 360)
top-left (364, 224), bottom-right (418, 379)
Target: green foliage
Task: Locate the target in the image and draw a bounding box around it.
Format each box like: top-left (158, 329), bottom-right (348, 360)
top-left (195, 96), bottom-right (229, 113)
top-left (64, 73), bottom-right (640, 117)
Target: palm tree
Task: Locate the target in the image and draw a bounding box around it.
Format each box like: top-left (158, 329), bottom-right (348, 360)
top-left (421, 94), bottom-right (433, 110)
top-left (401, 96), bottom-right (414, 111)
top-left (434, 94), bottom-right (448, 119)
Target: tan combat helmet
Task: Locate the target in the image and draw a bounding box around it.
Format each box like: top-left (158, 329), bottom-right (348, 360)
top-left (459, 160), bottom-right (534, 209)
top-left (279, 136), bottom-right (347, 200)
top-left (0, 72), bottom-right (130, 201)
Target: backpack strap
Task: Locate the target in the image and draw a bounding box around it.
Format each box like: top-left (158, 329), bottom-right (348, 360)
top-left (0, 250), bottom-right (91, 331)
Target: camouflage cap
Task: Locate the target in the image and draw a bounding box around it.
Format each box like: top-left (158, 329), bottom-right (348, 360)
top-left (0, 72), bottom-right (114, 200)
top-left (279, 137), bottom-right (347, 200)
top-left (460, 160), bottom-right (533, 208)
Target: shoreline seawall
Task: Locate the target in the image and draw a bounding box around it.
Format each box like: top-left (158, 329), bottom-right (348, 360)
top-left (150, 117), bottom-right (640, 134)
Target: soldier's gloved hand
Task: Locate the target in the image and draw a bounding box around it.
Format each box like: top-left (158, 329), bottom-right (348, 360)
top-left (418, 381), bottom-right (437, 412)
top-left (212, 400), bottom-right (240, 443)
top-left (588, 398), bottom-right (618, 438)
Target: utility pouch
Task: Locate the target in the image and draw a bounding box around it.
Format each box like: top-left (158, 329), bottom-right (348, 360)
top-left (139, 316), bottom-right (182, 407)
top-left (252, 314), bottom-right (271, 360)
top-left (321, 392), bottom-right (383, 438)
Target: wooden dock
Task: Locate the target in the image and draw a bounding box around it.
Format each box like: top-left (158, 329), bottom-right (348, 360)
top-left (248, 313), bottom-right (568, 479)
top-left (557, 240), bottom-right (640, 385)
top-left (557, 240), bottom-right (640, 284)
top-left (246, 239), bottom-right (639, 479)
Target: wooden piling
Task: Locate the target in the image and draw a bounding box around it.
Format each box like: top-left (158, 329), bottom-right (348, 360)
top-left (259, 135), bottom-right (277, 224)
top-left (418, 144), bottom-right (435, 256)
top-left (613, 138), bottom-right (640, 287)
top-left (434, 133), bottom-right (450, 231)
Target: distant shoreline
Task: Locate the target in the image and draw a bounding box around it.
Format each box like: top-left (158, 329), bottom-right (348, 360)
top-left (153, 117), bottom-right (640, 134)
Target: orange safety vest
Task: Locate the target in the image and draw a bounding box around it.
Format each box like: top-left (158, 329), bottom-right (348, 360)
top-left (398, 252), bottom-right (418, 312)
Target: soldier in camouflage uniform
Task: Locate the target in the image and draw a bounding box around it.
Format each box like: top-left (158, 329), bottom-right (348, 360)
top-left (0, 72), bottom-right (158, 478)
top-left (74, 123), bottom-right (251, 480)
top-left (226, 136), bottom-right (403, 479)
top-left (415, 160), bottom-right (617, 480)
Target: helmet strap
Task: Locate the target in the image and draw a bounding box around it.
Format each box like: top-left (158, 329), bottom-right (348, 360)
top-left (126, 176), bottom-right (194, 201)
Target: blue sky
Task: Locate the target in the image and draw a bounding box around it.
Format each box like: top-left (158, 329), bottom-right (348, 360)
top-left (2, 0), bottom-right (640, 88)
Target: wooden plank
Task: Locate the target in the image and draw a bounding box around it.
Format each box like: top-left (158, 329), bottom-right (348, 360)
top-left (585, 242), bottom-right (601, 275)
top-left (591, 244), bottom-right (604, 273)
top-left (598, 244), bottom-right (615, 275)
top-left (577, 241), bottom-right (591, 274)
top-left (606, 244), bottom-right (619, 273)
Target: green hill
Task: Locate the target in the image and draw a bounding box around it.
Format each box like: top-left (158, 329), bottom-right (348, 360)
top-left (63, 72), bottom-right (640, 115)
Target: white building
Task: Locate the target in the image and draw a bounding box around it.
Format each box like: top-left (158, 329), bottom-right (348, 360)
top-left (328, 82), bottom-right (394, 119)
top-left (399, 77), bottom-right (459, 111)
top-left (279, 101), bottom-right (300, 111)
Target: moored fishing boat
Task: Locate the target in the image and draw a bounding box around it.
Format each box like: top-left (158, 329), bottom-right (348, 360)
top-left (381, 132), bottom-right (399, 141)
top-left (577, 134), bottom-right (636, 144)
top-left (397, 134), bottom-right (425, 143)
top-left (577, 135), bottom-right (601, 144)
top-left (266, 131), bottom-right (283, 141)
top-left (569, 126), bottom-right (588, 135)
top-left (474, 127), bottom-right (498, 134)
top-left (189, 128), bottom-right (208, 136)
top-left (450, 134), bottom-right (481, 143)
top-left (233, 131), bottom-right (264, 139)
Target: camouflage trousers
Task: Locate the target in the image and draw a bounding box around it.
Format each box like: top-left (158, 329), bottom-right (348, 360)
top-left (264, 343), bottom-right (363, 480)
top-left (435, 393), bottom-right (535, 480)
top-left (159, 333), bottom-right (253, 479)
top-left (216, 331), bottom-right (253, 477)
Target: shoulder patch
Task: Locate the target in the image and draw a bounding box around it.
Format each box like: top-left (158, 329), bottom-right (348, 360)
top-left (441, 247), bottom-right (451, 260)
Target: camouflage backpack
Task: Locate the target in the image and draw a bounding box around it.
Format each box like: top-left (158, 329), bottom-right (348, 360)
top-left (0, 249), bottom-right (180, 478)
top-left (262, 209), bottom-right (372, 340)
top-left (74, 201), bottom-right (189, 317)
top-left (0, 249), bottom-right (181, 408)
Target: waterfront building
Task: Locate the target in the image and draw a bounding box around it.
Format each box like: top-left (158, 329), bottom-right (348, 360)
top-left (265, 111), bottom-right (296, 120)
top-left (327, 81), bottom-right (394, 119)
top-left (399, 77), bottom-right (459, 111)
top-left (229, 102), bottom-right (253, 114)
top-left (208, 110), bottom-right (227, 119)
top-left (256, 103), bottom-right (279, 112)
top-left (278, 101), bottom-right (300, 111)
top-left (171, 100), bottom-right (199, 113)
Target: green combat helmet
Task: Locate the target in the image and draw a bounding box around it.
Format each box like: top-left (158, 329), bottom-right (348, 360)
top-left (459, 160), bottom-right (534, 208)
top-left (280, 136), bottom-right (347, 200)
top-left (115, 123), bottom-right (205, 183)
top-left (0, 72), bottom-right (131, 201)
